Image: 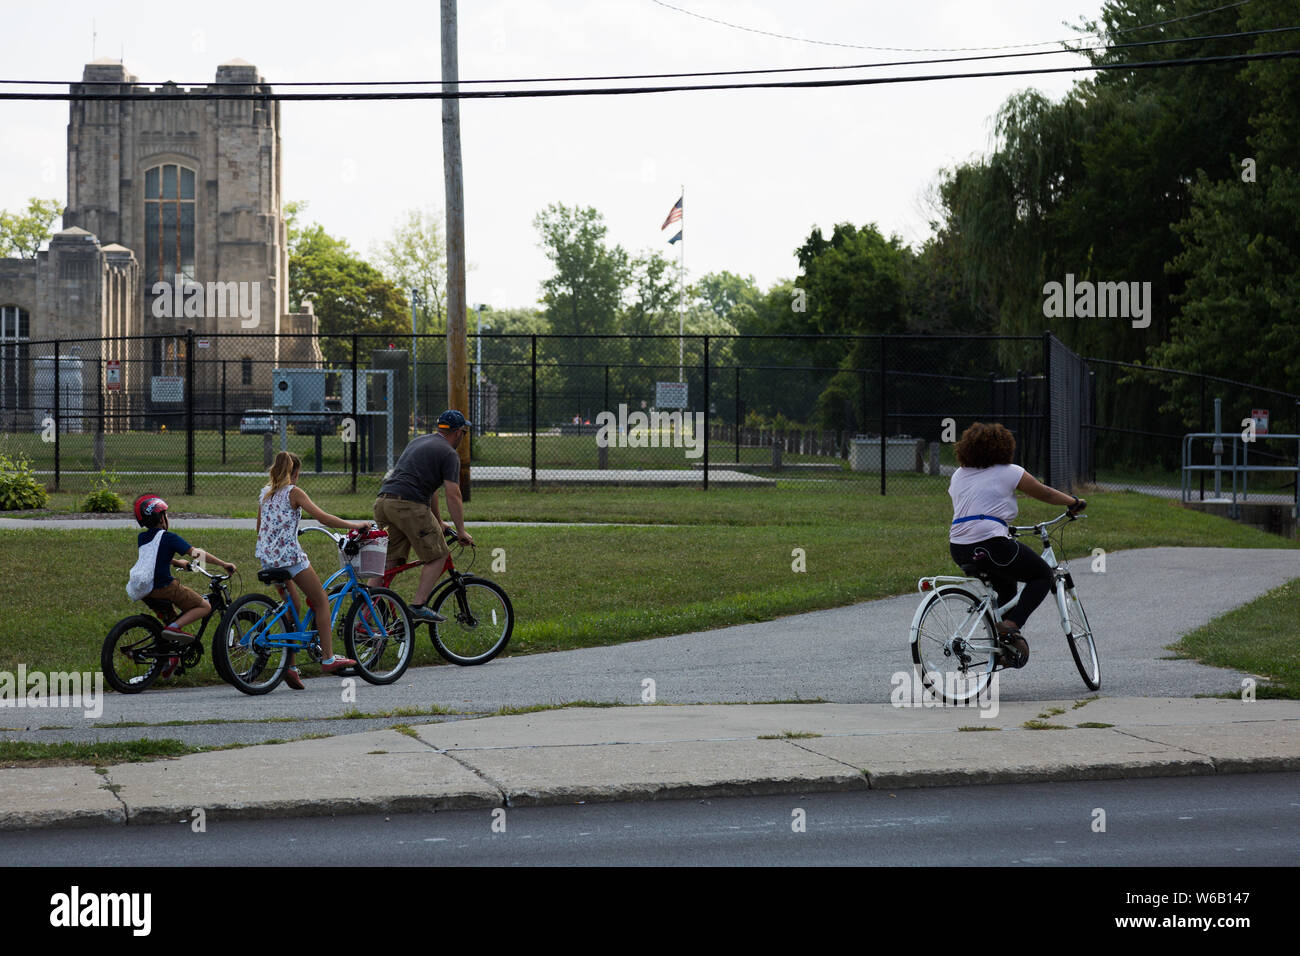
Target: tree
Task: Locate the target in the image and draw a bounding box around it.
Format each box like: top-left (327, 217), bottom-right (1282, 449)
top-left (374, 207), bottom-right (448, 335)
top-left (0, 198), bottom-right (62, 258)
top-left (695, 270), bottom-right (759, 323)
top-left (283, 199), bottom-right (309, 257)
top-left (622, 250), bottom-right (678, 336)
top-left (1151, 0), bottom-right (1300, 419)
top-left (533, 203), bottom-right (628, 336)
top-left (289, 223), bottom-right (409, 367)
top-left (795, 222), bottom-right (911, 337)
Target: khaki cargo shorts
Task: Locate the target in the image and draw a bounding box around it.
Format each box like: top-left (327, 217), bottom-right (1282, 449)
top-left (373, 496), bottom-right (451, 569)
top-left (142, 580), bottom-right (206, 624)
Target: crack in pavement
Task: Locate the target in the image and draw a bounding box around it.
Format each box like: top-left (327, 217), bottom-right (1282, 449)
top-left (95, 768), bottom-right (129, 825)
top-left (404, 732), bottom-right (510, 807)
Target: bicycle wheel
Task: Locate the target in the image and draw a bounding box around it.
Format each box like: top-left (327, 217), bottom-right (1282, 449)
top-left (215, 593), bottom-right (290, 695)
top-left (1061, 585), bottom-right (1100, 690)
top-left (430, 577), bottom-right (514, 666)
top-left (344, 587), bottom-right (414, 685)
top-left (101, 615), bottom-right (166, 694)
top-left (911, 587), bottom-right (998, 704)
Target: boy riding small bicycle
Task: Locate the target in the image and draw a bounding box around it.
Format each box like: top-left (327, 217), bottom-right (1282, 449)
top-left (126, 493), bottom-right (237, 678)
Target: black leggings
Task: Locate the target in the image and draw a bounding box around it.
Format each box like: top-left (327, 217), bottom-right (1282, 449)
top-left (949, 536), bottom-right (1054, 629)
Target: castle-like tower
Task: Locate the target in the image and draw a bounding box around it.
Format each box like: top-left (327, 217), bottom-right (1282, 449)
top-left (66, 58), bottom-right (289, 338)
top-left (0, 59), bottom-right (320, 430)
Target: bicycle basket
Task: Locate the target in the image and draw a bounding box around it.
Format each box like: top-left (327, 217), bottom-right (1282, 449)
top-left (339, 529), bottom-right (388, 576)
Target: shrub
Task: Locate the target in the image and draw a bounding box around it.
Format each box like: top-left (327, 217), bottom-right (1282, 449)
top-left (81, 470), bottom-right (124, 513)
top-left (0, 454), bottom-right (50, 510)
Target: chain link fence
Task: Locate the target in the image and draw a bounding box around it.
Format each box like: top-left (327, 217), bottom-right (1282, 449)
top-left (3, 329), bottom-right (1293, 509)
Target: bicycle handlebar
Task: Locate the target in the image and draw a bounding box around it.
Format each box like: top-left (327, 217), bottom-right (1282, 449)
top-left (181, 563), bottom-right (230, 582)
top-left (1010, 511), bottom-right (1087, 536)
top-left (297, 524), bottom-right (373, 543)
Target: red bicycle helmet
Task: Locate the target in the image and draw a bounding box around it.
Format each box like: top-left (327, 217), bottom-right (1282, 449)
top-left (133, 493), bottom-right (169, 526)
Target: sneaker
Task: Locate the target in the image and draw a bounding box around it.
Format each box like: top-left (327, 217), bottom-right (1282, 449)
top-left (320, 656), bottom-right (358, 674)
top-left (410, 605), bottom-right (446, 624)
top-left (162, 625), bottom-right (195, 644)
top-left (998, 632), bottom-right (1030, 668)
top-left (159, 656), bottom-right (181, 679)
top-left (284, 666), bottom-right (305, 690)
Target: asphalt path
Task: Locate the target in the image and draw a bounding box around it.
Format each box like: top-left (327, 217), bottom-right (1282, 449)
top-left (4, 772), bottom-right (1296, 867)
top-left (6, 547), bottom-right (1300, 748)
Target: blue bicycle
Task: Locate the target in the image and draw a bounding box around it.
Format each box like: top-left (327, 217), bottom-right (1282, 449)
top-left (214, 527), bottom-right (414, 695)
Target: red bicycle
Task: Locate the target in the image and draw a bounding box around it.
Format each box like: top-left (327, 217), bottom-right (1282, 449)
top-left (375, 528), bottom-right (514, 666)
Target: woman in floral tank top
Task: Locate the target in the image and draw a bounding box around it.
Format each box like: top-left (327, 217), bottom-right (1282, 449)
top-left (254, 452), bottom-right (371, 688)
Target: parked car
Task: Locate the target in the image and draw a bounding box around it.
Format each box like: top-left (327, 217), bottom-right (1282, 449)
top-left (239, 408), bottom-right (277, 434)
top-left (292, 398), bottom-right (341, 435)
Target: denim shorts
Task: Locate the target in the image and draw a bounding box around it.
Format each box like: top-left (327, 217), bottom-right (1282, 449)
top-left (262, 558), bottom-right (310, 578)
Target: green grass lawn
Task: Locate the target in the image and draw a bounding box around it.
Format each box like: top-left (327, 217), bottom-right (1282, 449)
top-left (1, 488), bottom-right (1294, 686)
top-left (1170, 578), bottom-right (1300, 698)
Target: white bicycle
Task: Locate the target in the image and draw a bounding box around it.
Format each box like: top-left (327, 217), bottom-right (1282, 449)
top-left (909, 510), bottom-right (1099, 704)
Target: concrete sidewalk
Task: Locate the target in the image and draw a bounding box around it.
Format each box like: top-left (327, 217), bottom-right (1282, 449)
top-left (3, 696), bottom-right (1296, 830)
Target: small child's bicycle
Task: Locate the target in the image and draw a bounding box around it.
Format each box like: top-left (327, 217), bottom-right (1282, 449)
top-left (376, 527), bottom-right (514, 666)
top-left (909, 510), bottom-right (1100, 704)
top-left (101, 565), bottom-right (235, 693)
top-left (213, 527), bottom-right (414, 695)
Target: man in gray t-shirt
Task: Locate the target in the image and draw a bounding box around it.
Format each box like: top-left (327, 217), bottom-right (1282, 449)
top-left (372, 409), bottom-right (476, 622)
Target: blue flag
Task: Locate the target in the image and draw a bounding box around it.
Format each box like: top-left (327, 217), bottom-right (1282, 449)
top-left (668, 230), bottom-right (682, 244)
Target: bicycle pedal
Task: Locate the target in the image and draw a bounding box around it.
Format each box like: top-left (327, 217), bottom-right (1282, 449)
top-left (997, 636), bottom-right (1030, 669)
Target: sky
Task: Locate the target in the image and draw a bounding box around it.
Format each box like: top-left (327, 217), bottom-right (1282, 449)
top-left (0, 0), bottom-right (1105, 312)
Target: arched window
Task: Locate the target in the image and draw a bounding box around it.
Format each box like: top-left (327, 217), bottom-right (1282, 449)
top-left (241, 356), bottom-right (253, 386)
top-left (144, 163), bottom-right (196, 287)
top-left (1, 305), bottom-right (31, 413)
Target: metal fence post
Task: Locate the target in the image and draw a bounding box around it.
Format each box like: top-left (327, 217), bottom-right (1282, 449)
top-left (703, 335), bottom-right (710, 492)
top-left (1199, 375), bottom-right (1207, 499)
top-left (734, 365), bottom-right (741, 464)
top-left (220, 359), bottom-right (227, 465)
top-left (879, 336), bottom-right (886, 495)
top-left (53, 338), bottom-right (60, 492)
top-left (350, 333), bottom-right (359, 494)
top-left (185, 328), bottom-right (195, 496)
top-left (95, 346), bottom-right (104, 471)
top-left (1042, 331), bottom-right (1052, 487)
top-left (530, 335), bottom-right (538, 491)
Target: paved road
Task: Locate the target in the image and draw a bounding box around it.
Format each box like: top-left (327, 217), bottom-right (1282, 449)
top-left (7, 547), bottom-right (1298, 749)
top-left (5, 772), bottom-right (1296, 866)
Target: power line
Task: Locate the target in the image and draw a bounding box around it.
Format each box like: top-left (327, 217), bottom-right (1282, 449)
top-left (2, 23), bottom-right (1294, 91)
top-left (1, 48), bottom-right (1294, 101)
top-left (648, 0), bottom-right (1256, 53)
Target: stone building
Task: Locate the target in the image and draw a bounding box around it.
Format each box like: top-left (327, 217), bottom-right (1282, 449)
top-left (0, 58), bottom-right (320, 431)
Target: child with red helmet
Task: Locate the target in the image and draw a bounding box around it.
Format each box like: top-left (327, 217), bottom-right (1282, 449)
top-left (127, 493), bottom-right (237, 678)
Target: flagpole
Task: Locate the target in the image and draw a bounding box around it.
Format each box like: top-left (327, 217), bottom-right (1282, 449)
top-left (678, 183), bottom-right (684, 383)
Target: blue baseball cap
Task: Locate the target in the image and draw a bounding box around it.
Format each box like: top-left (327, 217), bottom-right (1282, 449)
top-left (437, 409), bottom-right (471, 429)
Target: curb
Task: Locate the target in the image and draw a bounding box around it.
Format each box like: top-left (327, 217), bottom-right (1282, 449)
top-left (3, 754), bottom-right (1296, 832)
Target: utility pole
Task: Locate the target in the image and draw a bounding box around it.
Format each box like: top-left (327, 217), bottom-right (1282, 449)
top-left (442, 0), bottom-right (470, 499)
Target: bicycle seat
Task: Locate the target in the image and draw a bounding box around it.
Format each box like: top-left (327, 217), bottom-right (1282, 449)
top-left (960, 564), bottom-right (994, 583)
top-left (257, 568), bottom-right (293, 584)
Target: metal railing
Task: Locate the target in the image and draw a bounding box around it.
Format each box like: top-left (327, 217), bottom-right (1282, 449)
top-left (1181, 432), bottom-right (1300, 516)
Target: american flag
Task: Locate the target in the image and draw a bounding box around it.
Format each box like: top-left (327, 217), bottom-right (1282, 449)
top-left (661, 196), bottom-right (683, 230)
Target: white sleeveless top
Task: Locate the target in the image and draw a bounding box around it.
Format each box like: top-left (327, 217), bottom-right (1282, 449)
top-left (948, 464), bottom-right (1025, 544)
top-left (256, 484), bottom-right (309, 567)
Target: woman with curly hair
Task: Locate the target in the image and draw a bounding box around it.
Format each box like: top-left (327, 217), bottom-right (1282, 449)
top-left (949, 422), bottom-right (1085, 667)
